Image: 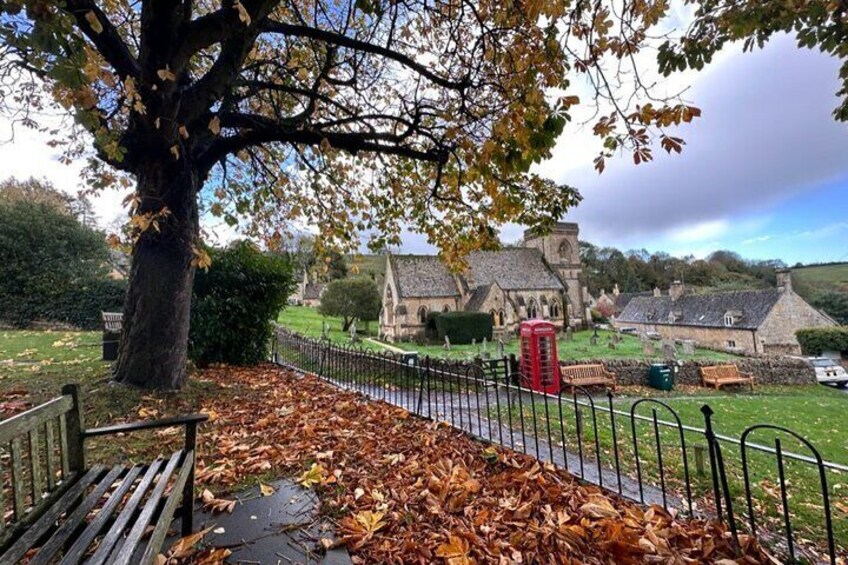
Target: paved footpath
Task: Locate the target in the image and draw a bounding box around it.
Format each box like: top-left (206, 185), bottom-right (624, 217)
top-left (170, 479), bottom-right (352, 565)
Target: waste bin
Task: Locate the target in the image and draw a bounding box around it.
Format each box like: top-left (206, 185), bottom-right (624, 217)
top-left (648, 363), bottom-right (674, 391)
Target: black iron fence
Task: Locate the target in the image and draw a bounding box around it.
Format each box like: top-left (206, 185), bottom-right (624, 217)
top-left (272, 328), bottom-right (847, 564)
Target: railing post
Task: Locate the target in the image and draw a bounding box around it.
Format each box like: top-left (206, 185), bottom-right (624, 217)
top-left (701, 404), bottom-right (739, 550)
top-left (61, 384), bottom-right (86, 473)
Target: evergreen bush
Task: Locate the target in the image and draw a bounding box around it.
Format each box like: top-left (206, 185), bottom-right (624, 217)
top-left (795, 327), bottom-right (848, 356)
top-left (434, 311), bottom-right (493, 344)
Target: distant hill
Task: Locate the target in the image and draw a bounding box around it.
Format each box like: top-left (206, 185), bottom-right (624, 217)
top-left (791, 263), bottom-right (848, 296)
top-left (347, 254), bottom-right (386, 283)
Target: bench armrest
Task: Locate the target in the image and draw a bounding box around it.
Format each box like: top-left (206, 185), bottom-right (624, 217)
top-left (83, 414), bottom-right (208, 438)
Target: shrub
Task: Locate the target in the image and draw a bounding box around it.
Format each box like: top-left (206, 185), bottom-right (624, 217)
top-left (190, 241), bottom-right (294, 367)
top-left (425, 311), bottom-right (442, 340)
top-left (434, 311), bottom-right (493, 344)
top-left (51, 279), bottom-right (127, 329)
top-left (795, 327), bottom-right (848, 356)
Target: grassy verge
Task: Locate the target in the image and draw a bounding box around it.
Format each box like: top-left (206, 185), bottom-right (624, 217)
top-left (492, 384), bottom-right (848, 555)
top-left (277, 305), bottom-right (380, 344)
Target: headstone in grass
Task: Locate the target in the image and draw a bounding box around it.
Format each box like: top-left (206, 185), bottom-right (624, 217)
top-left (444, 335), bottom-right (451, 350)
top-left (589, 334), bottom-right (598, 346)
top-left (565, 327), bottom-right (573, 341)
top-left (643, 341), bottom-right (654, 356)
top-left (607, 340), bottom-right (616, 350)
top-left (682, 341), bottom-right (696, 355)
top-left (497, 339), bottom-right (505, 358)
top-left (662, 340), bottom-right (677, 359)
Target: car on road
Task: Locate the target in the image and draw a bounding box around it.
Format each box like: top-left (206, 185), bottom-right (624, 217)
top-left (804, 357), bottom-right (848, 388)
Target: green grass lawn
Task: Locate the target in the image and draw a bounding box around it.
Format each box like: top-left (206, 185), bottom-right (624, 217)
top-left (500, 383), bottom-right (848, 555)
top-left (389, 328), bottom-right (737, 362)
top-left (277, 305), bottom-right (379, 344)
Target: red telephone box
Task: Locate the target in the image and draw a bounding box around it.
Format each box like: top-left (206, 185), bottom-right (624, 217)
top-left (519, 320), bottom-right (561, 394)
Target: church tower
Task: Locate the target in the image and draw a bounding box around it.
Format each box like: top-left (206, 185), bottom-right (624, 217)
top-left (522, 222), bottom-right (587, 327)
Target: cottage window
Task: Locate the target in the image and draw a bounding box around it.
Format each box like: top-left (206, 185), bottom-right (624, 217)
top-left (549, 299), bottom-right (561, 318)
top-left (417, 306), bottom-right (428, 324)
top-left (727, 340), bottom-right (736, 348)
top-left (724, 314), bottom-right (734, 326)
top-left (527, 299), bottom-right (538, 319)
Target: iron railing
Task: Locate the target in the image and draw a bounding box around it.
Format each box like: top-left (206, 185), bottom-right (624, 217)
top-left (272, 328), bottom-right (847, 564)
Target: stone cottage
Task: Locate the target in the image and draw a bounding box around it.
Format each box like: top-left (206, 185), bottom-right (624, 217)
top-left (613, 270), bottom-right (837, 354)
top-left (290, 271), bottom-right (325, 307)
top-left (596, 284), bottom-right (664, 319)
top-left (379, 223), bottom-right (591, 342)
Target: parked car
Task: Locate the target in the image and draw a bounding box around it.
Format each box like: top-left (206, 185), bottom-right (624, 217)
top-left (802, 357), bottom-right (848, 388)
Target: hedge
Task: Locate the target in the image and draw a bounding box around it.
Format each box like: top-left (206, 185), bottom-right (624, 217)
top-left (0, 278), bottom-right (126, 330)
top-left (434, 311), bottom-right (493, 344)
top-left (795, 327), bottom-right (848, 356)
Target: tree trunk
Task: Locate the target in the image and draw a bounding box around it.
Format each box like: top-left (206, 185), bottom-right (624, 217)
top-left (342, 317), bottom-right (353, 332)
top-left (114, 162), bottom-right (200, 390)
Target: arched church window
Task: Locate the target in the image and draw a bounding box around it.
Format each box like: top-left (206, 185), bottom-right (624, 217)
top-left (417, 306), bottom-right (428, 324)
top-left (443, 304), bottom-right (451, 313)
top-left (527, 299), bottom-right (538, 319)
top-left (498, 309), bottom-right (506, 327)
top-left (490, 309), bottom-right (500, 327)
top-left (550, 299), bottom-right (560, 318)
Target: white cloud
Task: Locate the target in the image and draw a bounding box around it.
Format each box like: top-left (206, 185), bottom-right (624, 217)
top-left (667, 219), bottom-right (729, 243)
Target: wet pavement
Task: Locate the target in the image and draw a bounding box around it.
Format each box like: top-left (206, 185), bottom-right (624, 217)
top-left (170, 479), bottom-right (352, 565)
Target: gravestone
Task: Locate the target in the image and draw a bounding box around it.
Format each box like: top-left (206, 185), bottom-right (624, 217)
top-left (444, 335), bottom-right (451, 350)
top-left (639, 332), bottom-right (649, 343)
top-left (321, 322), bottom-right (330, 341)
top-left (662, 340), bottom-right (677, 359)
top-left (565, 327), bottom-right (574, 342)
top-left (481, 337), bottom-right (487, 352)
top-left (607, 340), bottom-right (616, 350)
top-left (643, 341), bottom-right (655, 356)
top-left (589, 335), bottom-right (599, 346)
top-left (497, 339), bottom-right (505, 359)
top-left (682, 341), bottom-right (696, 355)
top-left (349, 321), bottom-right (360, 342)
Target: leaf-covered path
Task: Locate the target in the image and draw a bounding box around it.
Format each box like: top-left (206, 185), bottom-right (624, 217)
top-left (186, 365), bottom-right (768, 564)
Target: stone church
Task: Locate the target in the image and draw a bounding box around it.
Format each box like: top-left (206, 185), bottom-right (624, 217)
top-left (379, 223), bottom-right (591, 342)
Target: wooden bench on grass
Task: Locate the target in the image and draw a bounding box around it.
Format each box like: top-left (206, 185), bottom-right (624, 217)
top-left (0, 384), bottom-right (207, 565)
top-left (559, 363), bottom-right (618, 392)
top-left (700, 364), bottom-right (755, 391)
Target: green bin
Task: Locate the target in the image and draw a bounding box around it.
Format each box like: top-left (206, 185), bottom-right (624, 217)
top-left (648, 363), bottom-right (674, 391)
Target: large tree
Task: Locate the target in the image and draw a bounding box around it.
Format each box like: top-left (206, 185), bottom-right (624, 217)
top-left (1, 1), bottom-right (846, 389)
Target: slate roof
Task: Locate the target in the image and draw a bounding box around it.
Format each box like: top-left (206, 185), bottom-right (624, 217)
top-left (614, 291), bottom-right (654, 314)
top-left (464, 283), bottom-right (495, 312)
top-left (390, 255), bottom-right (460, 298)
top-left (464, 249), bottom-right (564, 291)
top-left (617, 289), bottom-right (782, 329)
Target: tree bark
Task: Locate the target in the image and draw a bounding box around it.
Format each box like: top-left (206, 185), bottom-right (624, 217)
top-left (114, 161), bottom-right (199, 390)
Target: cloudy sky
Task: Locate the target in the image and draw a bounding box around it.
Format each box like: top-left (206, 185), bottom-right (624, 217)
top-left (1, 26), bottom-right (846, 265)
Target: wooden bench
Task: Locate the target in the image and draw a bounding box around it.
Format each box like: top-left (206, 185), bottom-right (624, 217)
top-left (0, 384), bottom-right (207, 564)
top-left (700, 365), bottom-right (755, 391)
top-left (559, 363), bottom-right (618, 392)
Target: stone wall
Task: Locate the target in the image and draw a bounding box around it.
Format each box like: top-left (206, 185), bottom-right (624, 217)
top-left (558, 357), bottom-right (816, 386)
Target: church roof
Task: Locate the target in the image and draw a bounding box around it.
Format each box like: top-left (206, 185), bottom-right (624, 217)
top-left (389, 255), bottom-right (461, 298)
top-left (303, 282), bottom-right (324, 300)
top-left (389, 248), bottom-right (563, 300)
top-left (465, 249), bottom-right (564, 291)
top-left (617, 289), bottom-right (782, 329)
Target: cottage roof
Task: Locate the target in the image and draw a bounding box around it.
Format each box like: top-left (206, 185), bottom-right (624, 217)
top-left (464, 249), bottom-right (564, 291)
top-left (390, 255), bottom-right (460, 298)
top-left (617, 289), bottom-right (782, 329)
top-left (614, 291), bottom-right (653, 313)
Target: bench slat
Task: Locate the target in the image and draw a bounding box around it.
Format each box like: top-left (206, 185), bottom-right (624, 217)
top-left (0, 465), bottom-right (106, 565)
top-left (139, 451), bottom-right (195, 565)
top-left (0, 397), bottom-right (73, 445)
top-left (44, 421), bottom-right (56, 491)
top-left (59, 465), bottom-right (144, 565)
top-left (85, 456), bottom-right (169, 565)
top-left (29, 429), bottom-right (42, 505)
top-left (29, 465), bottom-right (125, 565)
top-left (10, 437), bottom-right (25, 521)
top-left (112, 450), bottom-right (184, 565)
top-left (58, 414), bottom-right (69, 479)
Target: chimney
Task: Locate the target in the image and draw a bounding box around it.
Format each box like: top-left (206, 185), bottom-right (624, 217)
top-left (613, 284), bottom-right (620, 297)
top-left (669, 280), bottom-right (685, 302)
top-left (653, 287), bottom-right (661, 297)
top-left (776, 269), bottom-right (793, 293)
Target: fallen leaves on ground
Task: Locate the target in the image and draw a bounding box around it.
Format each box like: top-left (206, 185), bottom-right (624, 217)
top-left (121, 365), bottom-right (772, 563)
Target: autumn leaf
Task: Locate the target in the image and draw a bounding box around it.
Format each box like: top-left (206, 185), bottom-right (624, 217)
top-left (436, 533), bottom-right (474, 565)
top-left (191, 246), bottom-right (212, 270)
top-left (208, 116), bottom-right (221, 135)
top-left (233, 1), bottom-right (251, 25)
top-left (170, 144), bottom-right (180, 160)
top-left (85, 11), bottom-right (103, 34)
top-left (157, 66), bottom-right (176, 82)
top-left (297, 462), bottom-right (326, 488)
top-left (168, 525), bottom-right (214, 558)
top-left (580, 495), bottom-right (621, 519)
top-left (259, 482), bottom-right (275, 497)
top-left (352, 510), bottom-right (386, 534)
top-left (200, 489), bottom-right (236, 514)
top-left (178, 125), bottom-right (190, 139)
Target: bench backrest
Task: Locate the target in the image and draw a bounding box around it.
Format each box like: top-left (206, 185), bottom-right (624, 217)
top-left (702, 365), bottom-right (742, 380)
top-left (560, 364), bottom-right (609, 380)
top-left (0, 385), bottom-right (84, 547)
